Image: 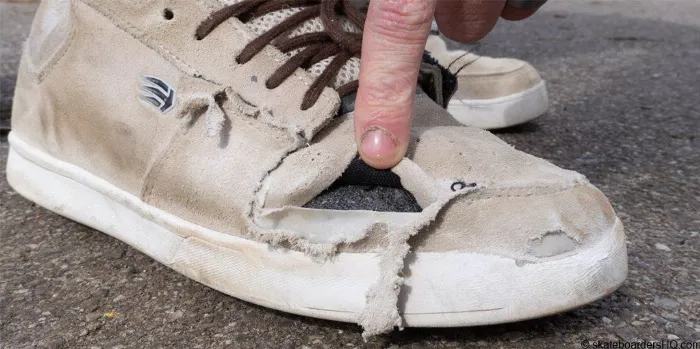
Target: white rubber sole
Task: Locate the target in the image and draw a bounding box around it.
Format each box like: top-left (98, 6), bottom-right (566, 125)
top-left (6, 132), bottom-right (627, 327)
top-left (448, 81), bottom-right (549, 130)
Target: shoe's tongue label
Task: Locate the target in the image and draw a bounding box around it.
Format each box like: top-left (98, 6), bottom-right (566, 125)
top-left (218, 0), bottom-right (362, 89)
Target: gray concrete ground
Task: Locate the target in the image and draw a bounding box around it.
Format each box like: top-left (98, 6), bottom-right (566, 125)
top-left (1, 1), bottom-right (699, 348)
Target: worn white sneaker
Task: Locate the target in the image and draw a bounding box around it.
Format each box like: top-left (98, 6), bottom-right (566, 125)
top-left (7, 0), bottom-right (625, 338)
top-left (425, 33), bottom-right (549, 129)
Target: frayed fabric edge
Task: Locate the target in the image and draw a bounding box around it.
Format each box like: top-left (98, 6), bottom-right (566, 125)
top-left (242, 119), bottom-right (365, 261)
top-left (239, 105), bottom-right (481, 338)
top-left (358, 184), bottom-right (481, 340)
top-left (242, 220), bottom-right (380, 261)
top-left (242, 186), bottom-right (479, 337)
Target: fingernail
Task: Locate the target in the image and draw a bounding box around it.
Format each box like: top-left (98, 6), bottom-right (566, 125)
top-left (360, 127), bottom-right (398, 161)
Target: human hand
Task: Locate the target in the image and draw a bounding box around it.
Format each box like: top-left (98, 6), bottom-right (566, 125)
top-left (354, 0), bottom-right (542, 169)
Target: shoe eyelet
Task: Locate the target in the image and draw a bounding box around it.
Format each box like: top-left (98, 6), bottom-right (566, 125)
top-left (163, 8), bottom-right (174, 20)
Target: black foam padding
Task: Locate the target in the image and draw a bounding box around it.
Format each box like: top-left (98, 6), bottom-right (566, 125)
top-left (334, 157), bottom-right (402, 188)
top-left (302, 157), bottom-right (422, 212)
top-left (303, 184), bottom-right (422, 212)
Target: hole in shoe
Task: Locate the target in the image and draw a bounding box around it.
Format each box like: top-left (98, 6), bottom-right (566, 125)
top-left (303, 184), bottom-right (422, 213)
top-left (253, 157), bottom-right (426, 244)
top-left (528, 230), bottom-right (579, 258)
top-left (303, 157), bottom-right (422, 213)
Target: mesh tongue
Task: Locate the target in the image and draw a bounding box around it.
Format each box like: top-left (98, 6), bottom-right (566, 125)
top-left (220, 0), bottom-right (362, 89)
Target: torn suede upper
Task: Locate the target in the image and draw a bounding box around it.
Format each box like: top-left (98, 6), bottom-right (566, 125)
top-left (23, 0), bottom-right (616, 340)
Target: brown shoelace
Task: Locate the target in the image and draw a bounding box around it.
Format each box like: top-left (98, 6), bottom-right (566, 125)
top-left (196, 0), bottom-right (365, 110)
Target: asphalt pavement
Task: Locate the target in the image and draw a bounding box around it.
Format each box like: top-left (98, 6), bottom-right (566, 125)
top-left (1, 1), bottom-right (698, 348)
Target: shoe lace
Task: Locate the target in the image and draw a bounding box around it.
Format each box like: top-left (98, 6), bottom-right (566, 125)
top-left (196, 0), bottom-right (365, 111)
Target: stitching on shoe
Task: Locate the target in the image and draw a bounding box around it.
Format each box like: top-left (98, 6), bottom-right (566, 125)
top-left (81, 0), bottom-right (337, 133)
top-left (471, 182), bottom-right (589, 200)
top-left (451, 55), bottom-right (481, 76)
top-left (140, 126), bottom-right (185, 203)
top-left (447, 51), bottom-right (471, 72)
top-left (455, 65), bottom-right (530, 80)
top-left (77, 0), bottom-right (204, 79)
top-left (32, 2), bottom-right (79, 83)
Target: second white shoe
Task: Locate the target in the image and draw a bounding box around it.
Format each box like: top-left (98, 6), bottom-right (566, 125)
top-left (425, 34), bottom-right (549, 129)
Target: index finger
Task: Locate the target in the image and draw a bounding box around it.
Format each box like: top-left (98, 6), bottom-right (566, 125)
top-left (354, 0), bottom-right (436, 169)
